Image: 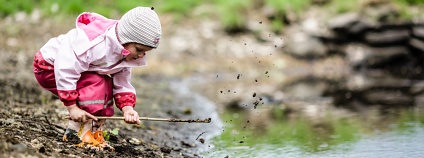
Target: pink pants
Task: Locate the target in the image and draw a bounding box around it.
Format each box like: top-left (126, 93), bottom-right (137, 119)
top-left (33, 52), bottom-right (114, 116)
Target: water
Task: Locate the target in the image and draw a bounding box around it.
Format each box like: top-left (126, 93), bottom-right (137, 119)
top-left (203, 107), bottom-right (424, 158)
top-left (181, 65), bottom-right (424, 158)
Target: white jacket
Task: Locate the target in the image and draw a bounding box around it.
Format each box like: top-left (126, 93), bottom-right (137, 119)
top-left (40, 12), bottom-right (147, 96)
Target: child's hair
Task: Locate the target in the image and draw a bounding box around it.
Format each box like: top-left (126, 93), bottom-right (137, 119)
top-left (117, 7), bottom-right (162, 48)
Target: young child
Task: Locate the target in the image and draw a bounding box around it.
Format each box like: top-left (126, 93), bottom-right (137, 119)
top-left (33, 7), bottom-right (161, 149)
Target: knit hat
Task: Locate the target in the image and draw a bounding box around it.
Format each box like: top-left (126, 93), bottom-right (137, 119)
top-left (117, 7), bottom-right (162, 48)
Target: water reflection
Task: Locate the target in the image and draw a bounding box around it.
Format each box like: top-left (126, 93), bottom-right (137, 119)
top-left (206, 106), bottom-right (423, 157)
top-left (204, 76), bottom-right (424, 157)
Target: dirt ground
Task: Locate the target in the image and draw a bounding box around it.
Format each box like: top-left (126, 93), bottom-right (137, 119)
top-left (0, 80), bottom-right (215, 158)
top-left (0, 60), bottom-right (207, 157)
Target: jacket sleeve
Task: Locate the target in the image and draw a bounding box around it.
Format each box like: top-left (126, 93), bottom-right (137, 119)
top-left (112, 67), bottom-right (137, 110)
top-left (54, 31), bottom-right (90, 106)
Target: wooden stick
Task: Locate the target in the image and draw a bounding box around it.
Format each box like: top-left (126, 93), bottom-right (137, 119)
top-left (66, 116), bottom-right (211, 123)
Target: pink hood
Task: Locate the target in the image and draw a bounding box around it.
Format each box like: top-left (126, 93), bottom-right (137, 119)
top-left (71, 12), bottom-right (118, 55)
top-left (76, 12), bottom-right (118, 41)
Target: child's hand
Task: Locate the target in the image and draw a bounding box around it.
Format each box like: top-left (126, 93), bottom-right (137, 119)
top-left (122, 106), bottom-right (141, 125)
top-left (67, 104), bottom-right (98, 122)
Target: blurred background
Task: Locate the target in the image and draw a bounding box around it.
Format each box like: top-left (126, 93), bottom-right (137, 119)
top-left (1, 0), bottom-right (424, 157)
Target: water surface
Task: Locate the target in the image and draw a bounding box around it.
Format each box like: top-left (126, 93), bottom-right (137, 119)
top-left (204, 105), bottom-right (424, 158)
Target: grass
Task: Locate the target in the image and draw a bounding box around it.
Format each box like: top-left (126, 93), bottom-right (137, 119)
top-left (1, 0), bottom-right (423, 33)
top-left (265, 0), bottom-right (310, 15)
top-left (399, 0), bottom-right (424, 4)
top-left (325, 0), bottom-right (361, 14)
top-left (393, 0), bottom-right (415, 20)
top-left (0, 0), bottom-right (153, 18)
top-left (156, 0), bottom-right (202, 15)
top-left (0, 0), bottom-right (33, 17)
top-left (214, 0), bottom-right (252, 33)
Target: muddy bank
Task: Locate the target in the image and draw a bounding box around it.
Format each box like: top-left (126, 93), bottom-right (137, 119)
top-left (0, 15), bottom-right (224, 157)
top-left (0, 66), bottom-right (222, 158)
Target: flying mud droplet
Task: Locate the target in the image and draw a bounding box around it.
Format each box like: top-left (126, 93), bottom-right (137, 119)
top-left (265, 71), bottom-right (268, 74)
top-left (259, 21), bottom-right (262, 24)
top-left (237, 74), bottom-right (241, 79)
top-left (253, 92), bottom-right (256, 97)
top-left (253, 100), bottom-right (259, 109)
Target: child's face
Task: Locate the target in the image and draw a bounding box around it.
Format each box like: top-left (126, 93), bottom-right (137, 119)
top-left (123, 43), bottom-right (153, 61)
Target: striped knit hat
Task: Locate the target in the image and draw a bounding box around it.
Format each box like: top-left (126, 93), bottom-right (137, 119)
top-left (117, 7), bottom-right (162, 48)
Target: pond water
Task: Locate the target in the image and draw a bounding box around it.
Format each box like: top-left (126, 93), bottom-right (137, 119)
top-left (173, 54), bottom-right (424, 157)
top-left (203, 106), bottom-right (424, 158)
top-left (190, 74), bottom-right (424, 157)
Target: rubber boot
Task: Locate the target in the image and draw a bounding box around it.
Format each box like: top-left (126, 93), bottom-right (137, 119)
top-left (63, 119), bottom-right (102, 150)
top-left (92, 119), bottom-right (114, 150)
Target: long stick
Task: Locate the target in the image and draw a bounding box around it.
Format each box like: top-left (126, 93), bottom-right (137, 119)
top-left (66, 116), bottom-right (211, 123)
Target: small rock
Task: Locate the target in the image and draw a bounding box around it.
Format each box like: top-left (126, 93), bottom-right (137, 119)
top-left (39, 146), bottom-right (46, 153)
top-left (160, 147), bottom-right (172, 153)
top-left (150, 144), bottom-right (160, 150)
top-left (129, 138), bottom-right (143, 145)
top-left (30, 139), bottom-right (39, 144)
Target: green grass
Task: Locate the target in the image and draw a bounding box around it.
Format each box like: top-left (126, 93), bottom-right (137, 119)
top-left (325, 0), bottom-right (360, 14)
top-left (271, 18), bottom-right (285, 34)
top-left (0, 0), bottom-right (34, 16)
top-left (1, 0), bottom-right (423, 33)
top-left (0, 0), bottom-right (154, 18)
top-left (156, 0), bottom-right (202, 14)
top-left (399, 0), bottom-right (424, 4)
top-left (214, 0), bottom-right (252, 32)
top-left (265, 0), bottom-right (310, 15)
top-left (393, 0), bottom-right (415, 21)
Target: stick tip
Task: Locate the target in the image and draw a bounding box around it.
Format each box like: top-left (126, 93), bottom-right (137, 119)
top-left (205, 118), bottom-right (212, 123)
